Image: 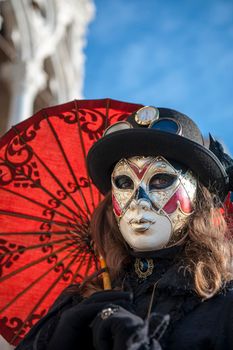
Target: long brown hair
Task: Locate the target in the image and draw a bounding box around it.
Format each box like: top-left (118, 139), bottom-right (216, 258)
top-left (81, 184), bottom-right (233, 299)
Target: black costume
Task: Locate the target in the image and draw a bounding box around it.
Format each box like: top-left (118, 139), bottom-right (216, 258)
top-left (15, 247), bottom-right (233, 350)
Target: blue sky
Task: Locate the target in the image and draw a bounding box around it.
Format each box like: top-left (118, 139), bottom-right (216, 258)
top-left (84, 0), bottom-right (233, 152)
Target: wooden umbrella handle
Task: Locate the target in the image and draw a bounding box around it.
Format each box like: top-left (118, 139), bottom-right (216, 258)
top-left (99, 255), bottom-right (112, 290)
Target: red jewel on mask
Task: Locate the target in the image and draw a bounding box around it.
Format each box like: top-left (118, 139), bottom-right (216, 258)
top-left (163, 185), bottom-right (193, 214)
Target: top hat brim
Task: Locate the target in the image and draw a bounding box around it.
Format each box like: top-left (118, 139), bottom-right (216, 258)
top-left (87, 128), bottom-right (228, 199)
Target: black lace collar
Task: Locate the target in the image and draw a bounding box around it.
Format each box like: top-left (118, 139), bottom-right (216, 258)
top-left (120, 245), bottom-right (194, 298)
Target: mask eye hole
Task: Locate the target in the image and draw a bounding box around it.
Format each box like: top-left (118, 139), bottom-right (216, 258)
top-left (149, 173), bottom-right (177, 190)
top-left (114, 175), bottom-right (134, 190)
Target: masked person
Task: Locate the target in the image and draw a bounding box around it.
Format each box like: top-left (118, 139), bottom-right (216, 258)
top-left (16, 105), bottom-right (233, 350)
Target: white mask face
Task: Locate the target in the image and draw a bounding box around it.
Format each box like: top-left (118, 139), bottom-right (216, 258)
top-left (112, 156), bottom-right (197, 252)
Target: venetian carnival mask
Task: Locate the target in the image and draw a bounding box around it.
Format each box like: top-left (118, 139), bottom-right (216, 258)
top-left (112, 156), bottom-right (197, 251)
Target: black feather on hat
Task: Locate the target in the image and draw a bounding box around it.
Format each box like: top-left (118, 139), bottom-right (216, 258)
top-left (87, 105), bottom-right (229, 200)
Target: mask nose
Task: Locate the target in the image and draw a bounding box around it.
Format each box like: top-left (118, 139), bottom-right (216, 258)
top-left (135, 186), bottom-right (151, 202)
top-left (129, 186), bottom-right (158, 212)
top-left (128, 186), bottom-right (152, 211)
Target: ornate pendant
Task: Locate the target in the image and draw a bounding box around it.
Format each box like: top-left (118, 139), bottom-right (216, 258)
top-left (134, 258), bottom-right (154, 279)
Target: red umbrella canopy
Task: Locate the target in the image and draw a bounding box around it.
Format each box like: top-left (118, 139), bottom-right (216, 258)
top-left (0, 98), bottom-right (143, 345)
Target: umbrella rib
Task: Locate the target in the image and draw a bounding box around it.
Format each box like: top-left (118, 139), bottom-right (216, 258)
top-left (45, 113), bottom-right (92, 217)
top-left (69, 254), bottom-right (87, 284)
top-left (99, 99), bottom-right (110, 205)
top-left (0, 245), bottom-right (78, 314)
top-left (74, 100), bottom-right (96, 210)
top-left (72, 254), bottom-right (94, 283)
top-left (10, 252), bottom-right (80, 344)
top-left (13, 125), bottom-right (88, 221)
top-left (0, 230), bottom-right (70, 236)
top-left (0, 187), bottom-right (75, 222)
top-left (69, 253), bottom-right (99, 286)
top-left (0, 242), bottom-right (74, 283)
top-left (0, 154), bottom-right (86, 223)
top-left (0, 209), bottom-right (75, 228)
top-left (84, 255), bottom-right (94, 277)
top-left (0, 237), bottom-right (70, 258)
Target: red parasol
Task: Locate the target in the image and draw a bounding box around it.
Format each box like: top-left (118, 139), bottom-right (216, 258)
top-left (0, 98), bottom-right (143, 346)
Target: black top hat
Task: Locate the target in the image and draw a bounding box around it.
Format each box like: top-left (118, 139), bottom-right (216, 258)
top-left (87, 106), bottom-right (229, 199)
